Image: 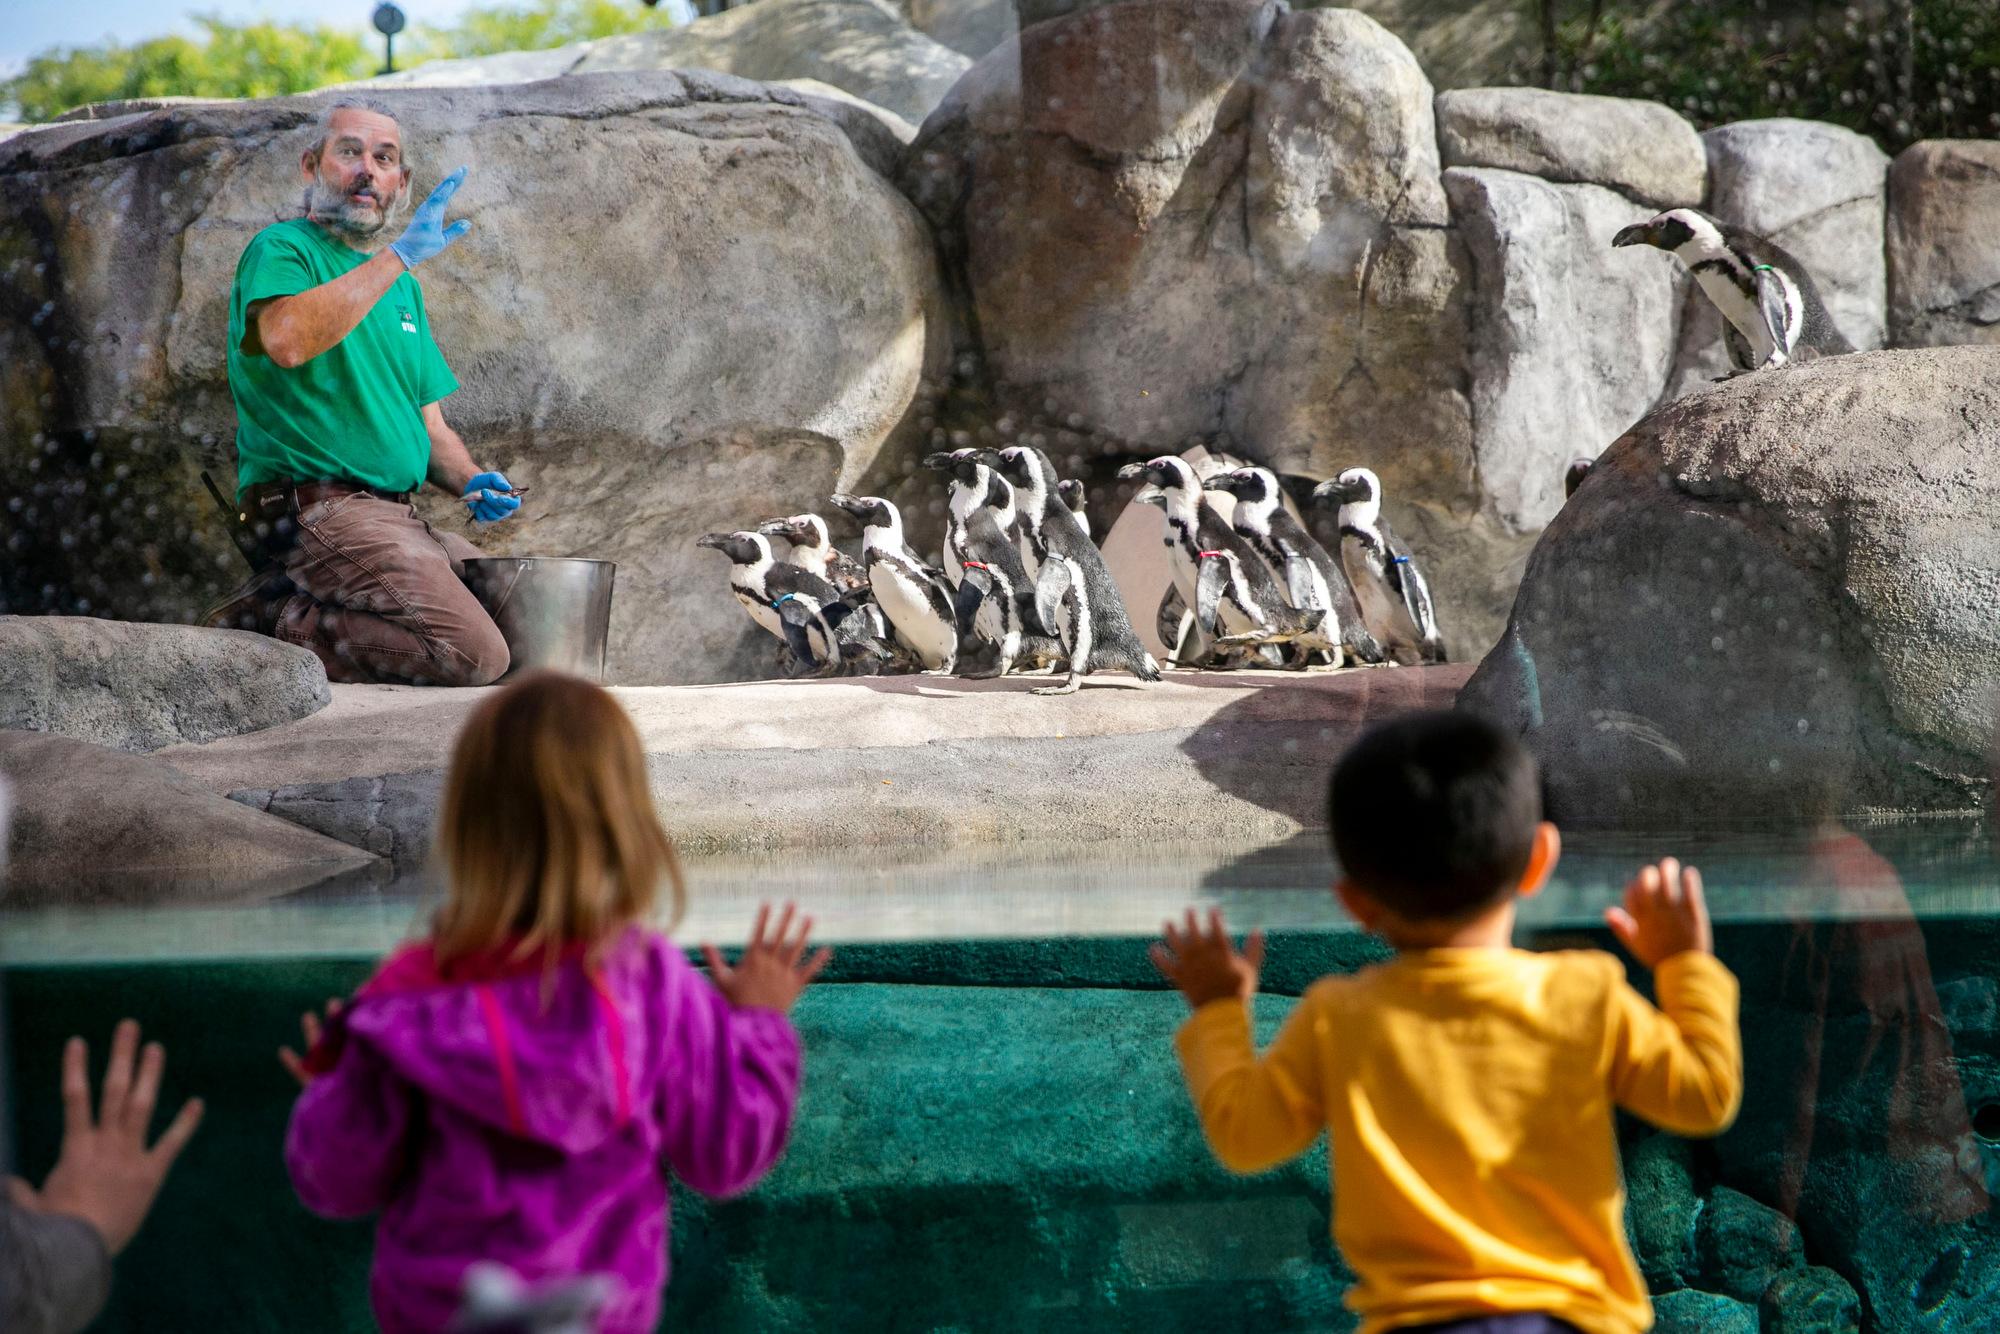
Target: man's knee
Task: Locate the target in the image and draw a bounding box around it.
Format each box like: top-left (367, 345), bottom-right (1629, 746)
top-left (427, 615), bottom-right (510, 687)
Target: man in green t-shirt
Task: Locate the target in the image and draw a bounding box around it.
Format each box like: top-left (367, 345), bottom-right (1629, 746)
top-left (203, 98), bottom-right (519, 687)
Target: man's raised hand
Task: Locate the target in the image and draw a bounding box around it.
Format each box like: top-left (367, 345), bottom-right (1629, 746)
top-left (390, 166), bottom-right (472, 269)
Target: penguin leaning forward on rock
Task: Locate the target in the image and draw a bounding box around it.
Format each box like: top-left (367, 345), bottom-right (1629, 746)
top-left (1612, 207), bottom-right (1852, 376)
top-left (993, 445), bottom-right (1159, 695)
top-left (829, 494), bottom-right (960, 674)
top-left (695, 530), bottom-right (883, 675)
top-left (1202, 464), bottom-right (1385, 668)
top-left (1309, 467), bottom-right (1446, 666)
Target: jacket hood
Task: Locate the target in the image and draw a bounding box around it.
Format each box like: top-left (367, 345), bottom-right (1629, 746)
top-left (339, 935), bottom-right (647, 1154)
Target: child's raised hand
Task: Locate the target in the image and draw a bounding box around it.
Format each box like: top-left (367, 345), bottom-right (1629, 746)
top-left (703, 902), bottom-right (831, 1015)
top-left (1150, 908), bottom-right (1265, 1010)
top-left (1605, 857), bottom-right (1713, 968)
top-left (278, 998), bottom-right (343, 1088)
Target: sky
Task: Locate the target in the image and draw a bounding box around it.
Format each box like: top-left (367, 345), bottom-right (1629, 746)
top-left (1, 0), bottom-right (498, 79)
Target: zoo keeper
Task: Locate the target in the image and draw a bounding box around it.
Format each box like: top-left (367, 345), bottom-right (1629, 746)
top-left (203, 96), bottom-right (517, 687)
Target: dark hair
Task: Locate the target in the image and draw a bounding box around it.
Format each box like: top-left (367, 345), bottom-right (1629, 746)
top-left (1327, 711), bottom-right (1543, 921)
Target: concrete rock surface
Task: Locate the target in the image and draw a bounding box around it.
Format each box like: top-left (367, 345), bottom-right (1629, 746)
top-left (1694, 1185), bottom-right (1806, 1303)
top-left (1759, 1266), bottom-right (1862, 1334)
top-left (0, 616), bottom-right (328, 752)
top-left (1887, 138), bottom-right (2000, 348)
top-left (1434, 86), bottom-right (1707, 209)
top-left (1650, 1289), bottom-right (1757, 1334)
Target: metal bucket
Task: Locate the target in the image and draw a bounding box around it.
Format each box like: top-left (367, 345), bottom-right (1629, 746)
top-left (462, 557), bottom-right (617, 683)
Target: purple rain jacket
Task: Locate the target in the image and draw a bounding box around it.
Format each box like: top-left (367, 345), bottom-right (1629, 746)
top-left (284, 928), bottom-right (802, 1334)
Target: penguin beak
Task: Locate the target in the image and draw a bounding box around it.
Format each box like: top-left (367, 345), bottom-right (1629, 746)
top-left (1310, 479), bottom-right (1354, 507)
top-left (974, 449), bottom-right (1007, 470)
top-left (1201, 474), bottom-right (1238, 495)
top-left (922, 452), bottom-right (955, 471)
top-left (1611, 222), bottom-right (1655, 249)
top-left (696, 533), bottom-right (731, 550)
top-left (828, 494), bottom-right (863, 518)
top-left (754, 518), bottom-right (796, 540)
top-left (1116, 462), bottom-right (1150, 482)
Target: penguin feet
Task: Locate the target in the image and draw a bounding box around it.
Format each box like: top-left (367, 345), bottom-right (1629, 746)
top-left (1031, 675), bottom-right (1084, 696)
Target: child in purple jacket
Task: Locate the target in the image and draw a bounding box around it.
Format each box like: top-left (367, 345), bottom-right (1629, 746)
top-left (280, 671), bottom-right (828, 1334)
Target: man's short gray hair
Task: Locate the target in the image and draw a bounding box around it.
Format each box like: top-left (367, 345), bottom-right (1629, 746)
top-left (306, 96), bottom-right (409, 166)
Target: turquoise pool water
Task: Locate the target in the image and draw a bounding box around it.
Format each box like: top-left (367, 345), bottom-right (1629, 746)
top-left (3, 817), bottom-right (1996, 1331)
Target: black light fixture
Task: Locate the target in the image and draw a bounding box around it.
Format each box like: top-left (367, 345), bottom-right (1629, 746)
top-left (373, 3), bottom-right (407, 76)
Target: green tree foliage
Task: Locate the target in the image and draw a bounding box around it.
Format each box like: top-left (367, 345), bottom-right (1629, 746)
top-left (4, 18), bottom-right (375, 123)
top-left (415, 0), bottom-right (678, 61)
top-left (0, 1), bottom-right (684, 124)
top-left (1531, 0), bottom-right (2000, 152)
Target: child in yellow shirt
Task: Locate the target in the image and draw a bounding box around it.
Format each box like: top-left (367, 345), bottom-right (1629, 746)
top-left (1153, 711), bottom-right (1743, 1334)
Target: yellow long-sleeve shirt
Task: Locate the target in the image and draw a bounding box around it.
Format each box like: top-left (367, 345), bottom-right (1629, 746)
top-left (1175, 949), bottom-right (1741, 1334)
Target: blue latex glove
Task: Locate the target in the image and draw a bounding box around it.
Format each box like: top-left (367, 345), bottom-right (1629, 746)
top-left (462, 471), bottom-right (521, 524)
top-left (390, 167), bottom-right (472, 269)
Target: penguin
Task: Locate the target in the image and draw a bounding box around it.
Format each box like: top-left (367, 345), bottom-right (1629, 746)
top-left (1056, 479), bottom-right (1090, 541)
top-left (1308, 467), bottom-right (1446, 666)
top-left (1564, 457), bottom-right (1594, 500)
top-left (992, 444), bottom-right (1159, 694)
top-left (1202, 465), bottom-right (1386, 668)
top-left (828, 494), bottom-right (959, 673)
top-left (1612, 207), bottom-right (1852, 374)
top-left (695, 530), bottom-right (872, 675)
top-left (755, 513), bottom-right (867, 595)
top-left (925, 449), bottom-right (1053, 677)
top-left (1115, 455), bottom-right (1324, 657)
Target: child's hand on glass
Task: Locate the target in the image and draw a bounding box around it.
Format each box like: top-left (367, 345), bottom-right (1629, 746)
top-left (703, 902), bottom-right (831, 1014)
top-left (1605, 857), bottom-right (1713, 968)
top-left (1151, 907), bottom-right (1266, 1010)
top-left (278, 999), bottom-right (343, 1088)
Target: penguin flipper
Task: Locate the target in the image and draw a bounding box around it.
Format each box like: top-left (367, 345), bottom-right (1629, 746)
top-left (1193, 555), bottom-right (1230, 639)
top-left (1034, 560), bottom-right (1074, 650)
top-left (1282, 553), bottom-right (1323, 613)
top-left (776, 598), bottom-right (823, 670)
top-left (1753, 266), bottom-right (1793, 367)
top-left (953, 566), bottom-right (994, 640)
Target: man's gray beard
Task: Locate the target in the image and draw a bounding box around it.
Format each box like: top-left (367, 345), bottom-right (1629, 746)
top-left (302, 175), bottom-right (410, 245)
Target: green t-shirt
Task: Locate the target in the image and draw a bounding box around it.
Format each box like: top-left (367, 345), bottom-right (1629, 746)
top-left (226, 217), bottom-right (458, 501)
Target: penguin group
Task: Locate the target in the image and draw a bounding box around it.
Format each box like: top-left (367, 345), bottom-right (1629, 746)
top-left (698, 445), bottom-right (1159, 694)
top-left (701, 442), bottom-right (1452, 686)
top-left (1122, 456), bottom-right (1446, 669)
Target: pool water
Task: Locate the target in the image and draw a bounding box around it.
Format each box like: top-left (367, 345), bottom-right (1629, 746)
top-left (3, 817), bottom-right (1996, 1331)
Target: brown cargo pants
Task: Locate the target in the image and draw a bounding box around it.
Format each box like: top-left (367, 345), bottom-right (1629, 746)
top-left (273, 490), bottom-right (510, 687)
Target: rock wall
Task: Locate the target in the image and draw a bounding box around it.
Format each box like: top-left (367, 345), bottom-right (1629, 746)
top-left (4, 0), bottom-right (1997, 682)
top-left (0, 74), bottom-right (948, 684)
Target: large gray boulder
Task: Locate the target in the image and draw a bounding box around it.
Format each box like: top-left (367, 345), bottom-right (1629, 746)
top-left (1887, 139), bottom-right (2000, 348)
top-left (904, 0), bottom-right (1532, 655)
top-left (1664, 118), bottom-right (1888, 396)
top-left (369, 0), bottom-right (967, 127)
top-left (1435, 87), bottom-right (1706, 209)
top-left (0, 75), bottom-right (947, 684)
top-left (0, 730), bottom-right (377, 904)
top-left (0, 617), bottom-right (328, 752)
top-left (1460, 347), bottom-right (2000, 824)
top-left (1445, 168), bottom-right (1685, 532)
top-left (431, 0), bottom-right (965, 128)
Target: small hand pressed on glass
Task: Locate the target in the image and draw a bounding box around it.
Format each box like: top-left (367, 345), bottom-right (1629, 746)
top-left (702, 901), bottom-right (832, 1015)
top-left (1150, 907), bottom-right (1266, 1010)
top-left (278, 997), bottom-right (345, 1088)
top-left (1604, 856), bottom-right (1714, 968)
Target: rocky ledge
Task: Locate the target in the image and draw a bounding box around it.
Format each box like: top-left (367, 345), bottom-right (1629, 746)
top-left (3, 665), bottom-right (1468, 902)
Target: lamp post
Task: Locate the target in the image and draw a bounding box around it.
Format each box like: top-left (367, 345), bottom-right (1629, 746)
top-left (373, 3), bottom-right (406, 76)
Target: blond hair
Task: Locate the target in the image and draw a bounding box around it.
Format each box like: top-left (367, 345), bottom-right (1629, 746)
top-left (433, 671), bottom-right (682, 975)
